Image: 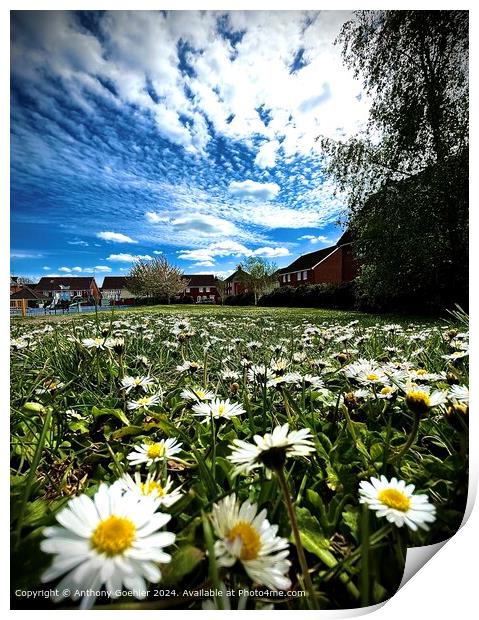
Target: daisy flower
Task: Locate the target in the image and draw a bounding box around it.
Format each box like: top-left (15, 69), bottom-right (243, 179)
top-left (180, 387), bottom-right (215, 402)
top-left (441, 349), bottom-right (468, 361)
top-left (115, 472), bottom-right (183, 507)
top-left (228, 423), bottom-right (315, 475)
top-left (127, 393), bottom-right (162, 411)
top-left (404, 385), bottom-right (447, 414)
top-left (35, 378), bottom-right (65, 394)
top-left (359, 475), bottom-right (436, 531)
top-left (448, 384), bottom-right (469, 404)
top-left (302, 374), bottom-right (325, 390)
top-left (377, 385), bottom-right (398, 399)
top-left (176, 360), bottom-right (202, 373)
top-left (127, 438), bottom-right (183, 467)
top-left (40, 483), bottom-right (175, 609)
top-left (192, 398), bottom-right (246, 423)
top-left (121, 375), bottom-right (155, 394)
top-left (210, 494), bottom-right (291, 591)
top-left (81, 337), bottom-right (106, 350)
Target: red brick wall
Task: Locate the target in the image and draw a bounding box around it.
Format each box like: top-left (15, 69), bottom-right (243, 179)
top-left (187, 287), bottom-right (219, 303)
top-left (341, 245), bottom-right (359, 281)
top-left (313, 248), bottom-right (342, 283)
top-left (279, 271), bottom-right (314, 288)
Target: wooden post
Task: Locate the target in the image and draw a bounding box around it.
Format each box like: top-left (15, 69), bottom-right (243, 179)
top-left (21, 298), bottom-right (27, 318)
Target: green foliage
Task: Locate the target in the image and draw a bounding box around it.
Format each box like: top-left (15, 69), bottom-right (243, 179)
top-left (320, 11), bottom-right (468, 312)
top-left (128, 256), bottom-right (190, 303)
top-left (259, 282), bottom-right (356, 309)
top-left (237, 256), bottom-right (278, 305)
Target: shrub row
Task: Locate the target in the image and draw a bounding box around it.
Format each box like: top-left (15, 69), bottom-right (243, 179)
top-left (258, 282), bottom-right (357, 309)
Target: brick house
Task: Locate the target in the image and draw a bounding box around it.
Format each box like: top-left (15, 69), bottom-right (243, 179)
top-left (224, 267), bottom-right (249, 296)
top-left (10, 286), bottom-right (49, 309)
top-left (101, 276), bottom-right (136, 305)
top-left (182, 274), bottom-right (219, 303)
top-left (34, 277), bottom-right (101, 303)
top-left (278, 231), bottom-right (358, 287)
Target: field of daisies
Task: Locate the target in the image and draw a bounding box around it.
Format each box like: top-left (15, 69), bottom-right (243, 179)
top-left (10, 306), bottom-right (469, 610)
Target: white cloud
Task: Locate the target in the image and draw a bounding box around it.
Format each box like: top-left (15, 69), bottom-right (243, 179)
top-left (153, 250), bottom-right (163, 255)
top-left (299, 234), bottom-right (330, 244)
top-left (178, 240), bottom-right (250, 262)
top-left (42, 266), bottom-right (51, 270)
top-left (253, 246), bottom-right (290, 257)
top-left (239, 204), bottom-right (323, 229)
top-left (13, 11), bottom-right (370, 163)
top-left (67, 240), bottom-right (89, 246)
top-left (178, 240), bottom-right (290, 262)
top-left (171, 213), bottom-right (237, 237)
top-left (193, 260), bottom-right (216, 267)
top-left (229, 180), bottom-right (280, 201)
top-left (94, 265), bottom-right (112, 272)
top-left (254, 140), bottom-right (280, 169)
top-left (146, 211), bottom-right (170, 223)
top-left (59, 267), bottom-right (71, 272)
top-left (11, 251), bottom-right (43, 259)
top-left (71, 266), bottom-right (83, 272)
top-left (97, 231), bottom-right (137, 244)
top-left (106, 253), bottom-right (153, 262)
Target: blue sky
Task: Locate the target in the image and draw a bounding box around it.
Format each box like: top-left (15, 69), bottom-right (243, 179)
top-left (10, 10), bottom-right (369, 284)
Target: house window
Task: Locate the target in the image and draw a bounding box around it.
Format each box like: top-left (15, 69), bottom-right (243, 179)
top-left (185, 287), bottom-right (190, 293)
top-left (205, 287), bottom-right (210, 292)
top-left (209, 295), bottom-right (215, 300)
top-left (286, 274), bottom-right (291, 282)
top-left (302, 271), bottom-right (308, 280)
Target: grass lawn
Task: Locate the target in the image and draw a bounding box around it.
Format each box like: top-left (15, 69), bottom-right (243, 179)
top-left (10, 304), bottom-right (468, 610)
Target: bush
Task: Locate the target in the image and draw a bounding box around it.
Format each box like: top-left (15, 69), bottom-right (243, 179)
top-left (258, 282), bottom-right (357, 309)
top-left (224, 292), bottom-right (255, 306)
top-left (175, 295), bottom-right (194, 304)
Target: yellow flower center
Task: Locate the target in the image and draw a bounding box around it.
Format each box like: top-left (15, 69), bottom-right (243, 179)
top-left (367, 373), bottom-right (379, 381)
top-left (195, 390), bottom-right (206, 398)
top-left (94, 338), bottom-right (103, 345)
top-left (381, 386), bottom-right (393, 395)
top-left (218, 404), bottom-right (225, 415)
top-left (137, 397), bottom-right (151, 407)
top-left (140, 481), bottom-right (165, 497)
top-left (91, 515), bottom-right (136, 555)
top-left (227, 522), bottom-right (261, 561)
top-left (406, 389), bottom-right (430, 413)
top-left (415, 369), bottom-right (428, 376)
top-left (447, 403), bottom-right (468, 417)
top-left (147, 443), bottom-right (165, 459)
top-left (134, 378), bottom-right (142, 385)
top-left (378, 488), bottom-right (411, 512)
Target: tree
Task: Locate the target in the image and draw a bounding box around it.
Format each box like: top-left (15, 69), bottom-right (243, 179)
top-left (215, 277), bottom-right (227, 305)
top-left (320, 11), bottom-right (468, 311)
top-left (12, 275), bottom-right (35, 285)
top-left (237, 257), bottom-right (278, 305)
top-left (128, 257), bottom-right (190, 304)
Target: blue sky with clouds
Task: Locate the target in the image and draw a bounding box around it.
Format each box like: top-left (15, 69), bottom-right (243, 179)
top-left (10, 10), bottom-right (369, 284)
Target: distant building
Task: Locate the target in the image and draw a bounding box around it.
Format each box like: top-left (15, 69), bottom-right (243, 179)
top-left (101, 276), bottom-right (136, 305)
top-left (224, 267), bottom-right (249, 297)
top-left (277, 231), bottom-right (358, 287)
top-left (10, 286), bottom-right (49, 309)
top-left (181, 274), bottom-right (219, 303)
top-left (34, 277), bottom-right (100, 303)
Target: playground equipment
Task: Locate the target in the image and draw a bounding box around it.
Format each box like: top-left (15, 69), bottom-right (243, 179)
top-left (41, 293), bottom-right (85, 314)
